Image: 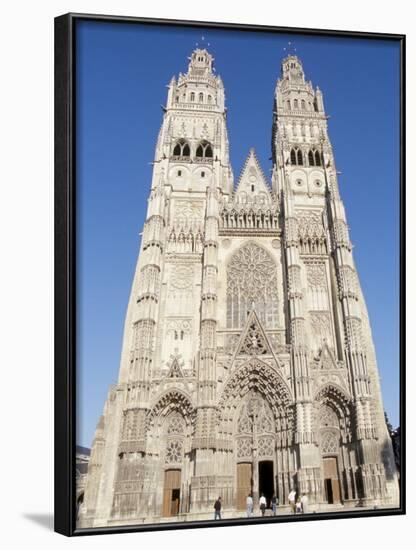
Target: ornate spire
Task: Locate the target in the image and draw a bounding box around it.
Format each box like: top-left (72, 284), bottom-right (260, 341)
top-left (187, 48), bottom-right (214, 77)
top-left (281, 54), bottom-right (305, 84)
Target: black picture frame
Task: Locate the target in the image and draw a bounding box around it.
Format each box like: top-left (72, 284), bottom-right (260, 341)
top-left (54, 12), bottom-right (406, 537)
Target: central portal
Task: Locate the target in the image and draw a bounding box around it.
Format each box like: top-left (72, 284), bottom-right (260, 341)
top-left (258, 460), bottom-right (274, 508)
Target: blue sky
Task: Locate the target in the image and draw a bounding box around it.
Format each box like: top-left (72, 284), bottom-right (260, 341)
top-left (76, 21), bottom-right (401, 447)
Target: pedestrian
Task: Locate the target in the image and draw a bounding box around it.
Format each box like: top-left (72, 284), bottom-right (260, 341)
top-left (295, 496), bottom-right (302, 514)
top-left (300, 493), bottom-right (309, 514)
top-left (271, 494), bottom-right (278, 516)
top-left (288, 489), bottom-right (296, 514)
top-left (214, 496), bottom-right (222, 520)
top-left (259, 493), bottom-right (267, 517)
top-left (246, 493), bottom-right (253, 518)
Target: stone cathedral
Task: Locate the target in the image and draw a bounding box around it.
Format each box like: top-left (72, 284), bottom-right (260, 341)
top-left (80, 48), bottom-right (399, 527)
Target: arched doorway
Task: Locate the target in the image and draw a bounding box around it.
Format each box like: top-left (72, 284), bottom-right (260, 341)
top-left (217, 360), bottom-right (294, 510)
top-left (235, 393), bottom-right (277, 509)
top-left (145, 390), bottom-right (195, 518)
top-left (162, 413), bottom-right (186, 517)
top-left (314, 387), bottom-right (354, 504)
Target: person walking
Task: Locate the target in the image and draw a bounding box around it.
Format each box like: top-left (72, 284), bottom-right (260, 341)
top-left (300, 493), bottom-right (309, 514)
top-left (288, 489), bottom-right (296, 514)
top-left (259, 493), bottom-right (267, 517)
top-left (271, 494), bottom-right (278, 516)
top-left (214, 496), bottom-right (222, 520)
top-left (295, 496), bottom-right (302, 514)
top-left (246, 494), bottom-right (253, 518)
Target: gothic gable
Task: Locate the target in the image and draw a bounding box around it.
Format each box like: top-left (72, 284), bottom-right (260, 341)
top-left (164, 349), bottom-right (187, 379)
top-left (235, 149), bottom-right (272, 201)
top-left (234, 310), bottom-right (274, 358)
top-left (315, 342), bottom-right (338, 370)
top-left (167, 358), bottom-right (185, 379)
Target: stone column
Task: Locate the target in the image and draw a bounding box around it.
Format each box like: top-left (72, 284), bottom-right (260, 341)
top-left (282, 171), bottom-right (322, 503)
top-left (113, 177), bottom-right (169, 520)
top-left (326, 168), bottom-right (387, 504)
top-left (191, 182), bottom-right (220, 512)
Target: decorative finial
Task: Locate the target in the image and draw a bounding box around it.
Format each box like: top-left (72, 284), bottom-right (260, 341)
top-left (195, 35), bottom-right (211, 48)
top-left (283, 41), bottom-right (297, 56)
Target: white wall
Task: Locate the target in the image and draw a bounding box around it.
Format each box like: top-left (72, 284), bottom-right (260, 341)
top-left (0, 0), bottom-right (413, 548)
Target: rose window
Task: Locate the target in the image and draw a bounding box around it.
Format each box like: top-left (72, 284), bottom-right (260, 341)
top-left (166, 440), bottom-right (183, 464)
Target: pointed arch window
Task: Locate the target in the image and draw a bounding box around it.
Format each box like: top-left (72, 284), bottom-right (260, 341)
top-left (207, 95), bottom-right (212, 103)
top-left (226, 243), bottom-right (279, 329)
top-left (290, 148), bottom-right (297, 164)
top-left (196, 140), bottom-right (213, 158)
top-left (199, 92), bottom-right (204, 102)
top-left (294, 99), bottom-right (299, 109)
top-left (172, 139), bottom-right (191, 158)
top-left (308, 149), bottom-right (322, 167)
top-left (290, 148), bottom-right (303, 166)
top-left (190, 92), bottom-right (195, 102)
top-left (286, 100), bottom-right (291, 110)
top-left (301, 99), bottom-right (306, 110)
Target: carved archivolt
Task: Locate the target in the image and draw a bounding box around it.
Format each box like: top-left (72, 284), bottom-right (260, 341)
top-left (314, 383), bottom-right (351, 409)
top-left (217, 360), bottom-right (294, 448)
top-left (314, 384), bottom-right (353, 446)
top-left (147, 389), bottom-right (195, 430)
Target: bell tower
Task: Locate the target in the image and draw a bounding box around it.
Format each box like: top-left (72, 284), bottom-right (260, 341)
top-left (153, 47), bottom-right (233, 195)
top-left (272, 53), bottom-right (399, 505)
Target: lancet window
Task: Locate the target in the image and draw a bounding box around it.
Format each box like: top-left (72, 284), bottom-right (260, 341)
top-left (196, 140), bottom-right (213, 158)
top-left (308, 149), bottom-right (322, 167)
top-left (172, 139), bottom-right (191, 158)
top-left (290, 148), bottom-right (303, 166)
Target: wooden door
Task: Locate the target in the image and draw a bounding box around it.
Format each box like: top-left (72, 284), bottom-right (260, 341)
top-left (236, 463), bottom-right (252, 510)
top-left (323, 457), bottom-right (341, 504)
top-left (163, 469), bottom-right (181, 517)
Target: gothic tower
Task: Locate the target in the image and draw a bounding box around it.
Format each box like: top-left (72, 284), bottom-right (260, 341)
top-left (79, 50), bottom-right (399, 528)
top-left (272, 53), bottom-right (399, 507)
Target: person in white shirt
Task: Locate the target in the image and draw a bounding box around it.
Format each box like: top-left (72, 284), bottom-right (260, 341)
top-left (300, 493), bottom-right (309, 514)
top-left (259, 493), bottom-right (267, 517)
top-left (288, 489), bottom-right (297, 514)
top-left (246, 494), bottom-right (253, 518)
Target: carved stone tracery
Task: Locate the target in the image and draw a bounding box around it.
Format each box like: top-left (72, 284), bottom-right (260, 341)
top-left (226, 243), bottom-right (279, 329)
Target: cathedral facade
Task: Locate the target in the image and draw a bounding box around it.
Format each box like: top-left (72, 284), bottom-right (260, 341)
top-left (80, 49), bottom-right (399, 527)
